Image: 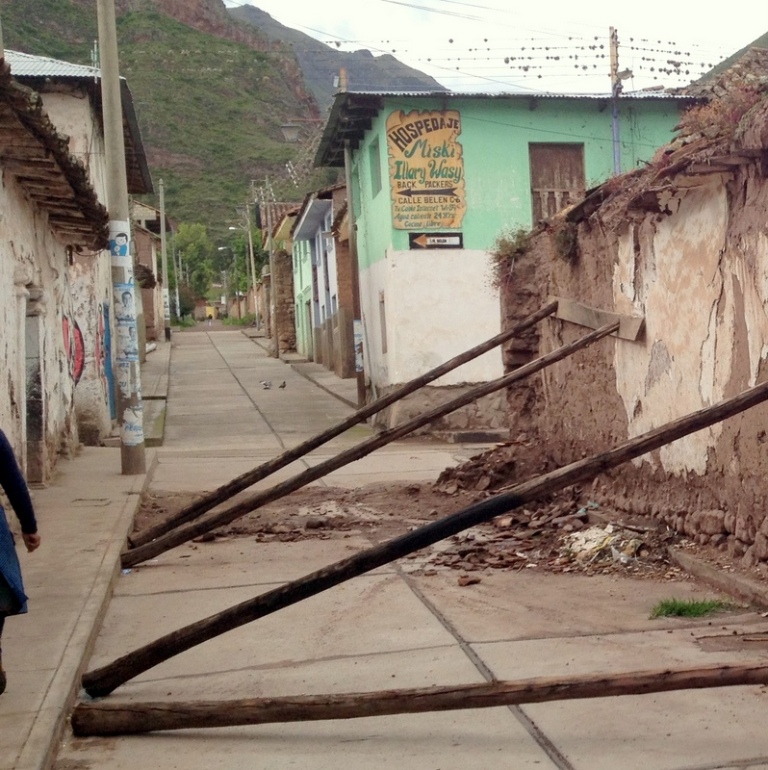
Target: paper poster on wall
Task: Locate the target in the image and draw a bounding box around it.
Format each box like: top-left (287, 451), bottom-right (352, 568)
top-left (353, 319), bottom-right (364, 373)
top-left (386, 109), bottom-right (466, 230)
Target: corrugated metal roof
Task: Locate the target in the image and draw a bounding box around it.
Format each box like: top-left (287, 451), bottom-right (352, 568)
top-left (315, 89), bottom-right (698, 167)
top-left (5, 49), bottom-right (102, 80)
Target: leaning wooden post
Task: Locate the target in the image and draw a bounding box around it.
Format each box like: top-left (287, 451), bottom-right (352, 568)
top-left (122, 321), bottom-right (618, 568)
top-left (83, 377), bottom-right (768, 697)
top-left (129, 301), bottom-right (558, 547)
top-left (73, 662), bottom-right (768, 735)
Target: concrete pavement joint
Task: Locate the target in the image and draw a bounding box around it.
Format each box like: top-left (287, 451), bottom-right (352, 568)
top-left (208, 332), bottom-right (329, 487)
top-left (116, 570), bottom-right (401, 597)
top-left (675, 759), bottom-right (768, 770)
top-left (392, 562), bottom-right (576, 770)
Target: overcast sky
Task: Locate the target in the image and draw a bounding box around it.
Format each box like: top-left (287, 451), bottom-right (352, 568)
top-left (223, 0), bottom-right (766, 93)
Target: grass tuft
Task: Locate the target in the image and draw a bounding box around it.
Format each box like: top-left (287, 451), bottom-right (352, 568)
top-left (650, 597), bottom-right (731, 619)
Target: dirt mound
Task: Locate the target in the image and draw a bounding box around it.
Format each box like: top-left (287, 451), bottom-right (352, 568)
top-left (133, 478), bottom-right (683, 580)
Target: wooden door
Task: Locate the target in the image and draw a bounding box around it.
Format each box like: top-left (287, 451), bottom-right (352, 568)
top-left (529, 143), bottom-right (585, 222)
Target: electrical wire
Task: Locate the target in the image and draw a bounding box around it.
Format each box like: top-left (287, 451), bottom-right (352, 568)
top-left (215, 0), bottom-right (732, 92)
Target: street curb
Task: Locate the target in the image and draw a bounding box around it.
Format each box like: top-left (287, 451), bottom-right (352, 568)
top-left (668, 547), bottom-right (768, 609)
top-left (16, 450), bottom-right (157, 770)
top-left (241, 329), bottom-right (358, 410)
top-left (287, 361), bottom-right (358, 409)
top-left (587, 510), bottom-right (768, 610)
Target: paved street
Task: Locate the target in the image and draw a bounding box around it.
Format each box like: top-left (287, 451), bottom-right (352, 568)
top-left (53, 328), bottom-right (768, 770)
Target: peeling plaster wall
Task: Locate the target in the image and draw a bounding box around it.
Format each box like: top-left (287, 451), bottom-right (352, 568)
top-left (614, 183), bottom-right (732, 475)
top-left (502, 163), bottom-right (768, 562)
top-left (0, 172), bottom-right (79, 479)
top-left (41, 91), bottom-right (108, 198)
top-left (41, 89), bottom-right (114, 445)
top-left (69, 258), bottom-right (113, 444)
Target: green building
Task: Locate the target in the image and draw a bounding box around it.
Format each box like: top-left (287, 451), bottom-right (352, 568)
top-left (316, 90), bottom-right (695, 416)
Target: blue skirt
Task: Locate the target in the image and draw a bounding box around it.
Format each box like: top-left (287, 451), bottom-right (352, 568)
top-left (0, 506), bottom-right (27, 615)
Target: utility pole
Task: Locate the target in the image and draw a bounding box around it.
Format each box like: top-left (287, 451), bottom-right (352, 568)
top-left (160, 179), bottom-right (171, 341)
top-left (172, 238), bottom-right (181, 319)
top-left (609, 27), bottom-right (622, 176)
top-left (97, 0), bottom-right (146, 474)
top-left (245, 202), bottom-right (258, 322)
top-left (260, 180), bottom-right (279, 357)
top-left (233, 252), bottom-right (241, 319)
top-left (338, 67), bottom-right (366, 407)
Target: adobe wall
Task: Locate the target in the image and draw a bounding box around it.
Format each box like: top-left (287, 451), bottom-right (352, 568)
top-left (501, 157), bottom-right (768, 565)
top-left (0, 174), bottom-right (80, 479)
top-left (273, 250), bottom-right (296, 354)
top-left (371, 385), bottom-right (509, 439)
top-left (42, 88), bottom-right (116, 446)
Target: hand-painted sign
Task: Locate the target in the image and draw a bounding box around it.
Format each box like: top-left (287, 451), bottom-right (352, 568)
top-left (409, 232), bottom-right (464, 250)
top-left (386, 109), bottom-right (466, 231)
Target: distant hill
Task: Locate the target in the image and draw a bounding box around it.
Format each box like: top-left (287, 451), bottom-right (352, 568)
top-left (0, 0), bottom-right (441, 235)
top-left (228, 4), bottom-right (447, 109)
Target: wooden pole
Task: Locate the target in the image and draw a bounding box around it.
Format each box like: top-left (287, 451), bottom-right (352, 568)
top-left (97, 0), bottom-right (146, 474)
top-left (123, 319), bottom-right (615, 567)
top-left (73, 662), bottom-right (768, 735)
top-left (128, 301), bottom-right (558, 548)
top-left (84, 376), bottom-right (768, 697)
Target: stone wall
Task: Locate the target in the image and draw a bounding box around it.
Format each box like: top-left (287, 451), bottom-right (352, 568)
top-left (370, 385), bottom-right (509, 439)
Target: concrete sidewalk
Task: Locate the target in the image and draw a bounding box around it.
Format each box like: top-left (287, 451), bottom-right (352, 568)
top-left (0, 330), bottom-right (475, 770)
top-left (0, 341), bottom-right (173, 770)
top-left (0, 447), bottom-right (153, 770)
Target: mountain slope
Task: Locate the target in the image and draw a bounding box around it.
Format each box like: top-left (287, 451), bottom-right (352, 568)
top-left (1, 0), bottom-right (323, 234)
top-left (0, 0), bottom-right (439, 234)
top-left (228, 4), bottom-right (446, 109)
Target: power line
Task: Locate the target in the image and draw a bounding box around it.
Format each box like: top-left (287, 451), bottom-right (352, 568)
top-left (223, 1), bottom-right (730, 92)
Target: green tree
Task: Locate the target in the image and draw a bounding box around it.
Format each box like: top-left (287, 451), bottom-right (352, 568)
top-left (223, 228), bottom-right (269, 294)
top-left (177, 284), bottom-right (197, 318)
top-left (175, 223), bottom-right (216, 299)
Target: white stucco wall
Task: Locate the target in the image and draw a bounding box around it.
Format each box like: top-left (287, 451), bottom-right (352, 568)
top-left (360, 248), bottom-right (502, 387)
top-left (41, 92), bottom-right (108, 200)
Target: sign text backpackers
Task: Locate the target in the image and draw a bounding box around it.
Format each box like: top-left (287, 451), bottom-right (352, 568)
top-left (386, 109), bottom-right (466, 231)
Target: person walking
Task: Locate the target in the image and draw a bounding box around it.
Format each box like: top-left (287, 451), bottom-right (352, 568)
top-left (0, 429), bottom-right (41, 695)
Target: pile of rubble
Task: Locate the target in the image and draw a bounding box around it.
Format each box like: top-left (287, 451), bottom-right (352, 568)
top-left (423, 501), bottom-right (682, 579)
